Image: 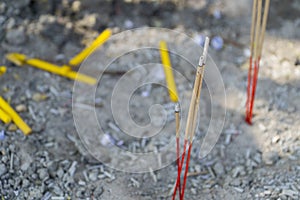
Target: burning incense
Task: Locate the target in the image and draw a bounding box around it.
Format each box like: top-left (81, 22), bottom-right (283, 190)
top-left (245, 0), bottom-right (270, 124)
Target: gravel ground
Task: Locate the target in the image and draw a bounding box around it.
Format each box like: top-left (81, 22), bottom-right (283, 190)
top-left (0, 0), bottom-right (299, 199)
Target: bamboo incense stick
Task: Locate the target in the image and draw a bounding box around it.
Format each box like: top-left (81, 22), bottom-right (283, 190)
top-left (158, 41), bottom-right (182, 199)
top-left (246, 0), bottom-right (262, 123)
top-left (247, 0), bottom-right (270, 123)
top-left (173, 63), bottom-right (200, 200)
top-left (246, 0), bottom-right (270, 124)
top-left (178, 37), bottom-right (209, 200)
top-left (172, 103), bottom-right (182, 200)
top-left (253, 0), bottom-right (262, 63)
top-left (180, 142), bottom-right (192, 200)
top-left (258, 0), bottom-right (270, 57)
top-left (246, 0), bottom-right (258, 119)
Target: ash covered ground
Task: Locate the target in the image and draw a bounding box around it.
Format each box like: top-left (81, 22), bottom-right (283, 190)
top-left (0, 0), bottom-right (299, 199)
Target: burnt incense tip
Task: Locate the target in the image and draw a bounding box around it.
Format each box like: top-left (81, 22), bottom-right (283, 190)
top-left (174, 103), bottom-right (180, 113)
top-left (199, 37), bottom-right (210, 66)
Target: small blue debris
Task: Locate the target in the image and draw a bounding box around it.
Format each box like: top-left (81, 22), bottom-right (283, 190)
top-left (194, 34), bottom-right (205, 47)
top-left (211, 36), bottom-right (224, 51)
top-left (213, 10), bottom-right (222, 19)
top-left (0, 130), bottom-right (5, 141)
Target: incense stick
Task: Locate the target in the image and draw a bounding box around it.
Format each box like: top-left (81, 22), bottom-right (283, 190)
top-left (178, 37), bottom-right (209, 200)
top-left (172, 103), bottom-right (182, 200)
top-left (246, 0), bottom-right (262, 123)
top-left (246, 0), bottom-right (257, 120)
top-left (246, 0), bottom-right (270, 124)
top-left (258, 0), bottom-right (270, 57)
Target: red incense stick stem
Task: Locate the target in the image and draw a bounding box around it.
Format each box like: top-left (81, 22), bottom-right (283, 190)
top-left (248, 58), bottom-right (260, 123)
top-left (245, 56), bottom-right (253, 121)
top-left (172, 137), bottom-right (181, 200)
top-left (180, 142), bottom-right (193, 200)
top-left (176, 138), bottom-right (182, 196)
top-left (172, 139), bottom-right (187, 200)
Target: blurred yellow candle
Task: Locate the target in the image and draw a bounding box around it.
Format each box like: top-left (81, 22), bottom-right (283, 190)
top-left (0, 108), bottom-right (11, 124)
top-left (0, 66), bottom-right (6, 76)
top-left (0, 97), bottom-right (31, 135)
top-left (6, 53), bottom-right (97, 85)
top-left (69, 29), bottom-right (111, 66)
top-left (159, 41), bottom-right (178, 102)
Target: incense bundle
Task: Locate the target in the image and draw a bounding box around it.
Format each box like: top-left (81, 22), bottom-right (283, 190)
top-left (172, 37), bottom-right (209, 200)
top-left (245, 0), bottom-right (270, 124)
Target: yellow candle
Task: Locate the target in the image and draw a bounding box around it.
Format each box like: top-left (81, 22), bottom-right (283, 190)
top-left (159, 41), bottom-right (178, 102)
top-left (0, 66), bottom-right (7, 76)
top-left (0, 108), bottom-right (11, 124)
top-left (6, 53), bottom-right (97, 85)
top-left (69, 29), bottom-right (111, 66)
top-left (0, 97), bottom-right (31, 135)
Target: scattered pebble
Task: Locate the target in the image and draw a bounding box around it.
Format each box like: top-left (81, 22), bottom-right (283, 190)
top-left (263, 151), bottom-right (280, 166)
top-left (5, 27), bottom-right (27, 45)
top-left (130, 178), bottom-right (140, 188)
top-left (232, 165), bottom-right (246, 178)
top-left (233, 186), bottom-right (244, 193)
top-left (211, 36), bottom-right (223, 51)
top-left (124, 19), bottom-right (134, 29)
top-left (213, 162), bottom-right (225, 176)
top-left (281, 189), bottom-right (299, 199)
top-left (15, 104), bottom-right (27, 112)
top-left (0, 163), bottom-right (7, 176)
top-left (8, 124), bottom-right (17, 132)
top-left (32, 93), bottom-right (48, 102)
